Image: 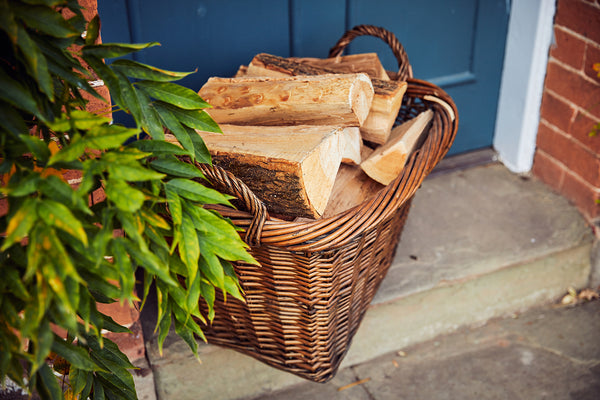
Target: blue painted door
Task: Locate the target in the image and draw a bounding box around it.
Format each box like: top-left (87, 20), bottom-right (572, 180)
top-left (99, 1), bottom-right (509, 155)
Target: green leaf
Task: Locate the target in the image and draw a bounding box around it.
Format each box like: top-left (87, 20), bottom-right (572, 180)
top-left (5, 171), bottom-right (40, 196)
top-left (37, 363), bottom-right (63, 399)
top-left (200, 280), bottom-right (215, 321)
top-left (0, 100), bottom-right (28, 136)
top-left (156, 302), bottom-right (171, 356)
top-left (150, 156), bottom-right (204, 179)
top-left (83, 42), bottom-right (160, 59)
top-left (167, 178), bottom-right (232, 205)
top-left (46, 136), bottom-right (86, 164)
top-left (199, 252), bottom-right (225, 291)
top-left (136, 80), bottom-right (211, 110)
top-left (156, 101), bottom-right (221, 133)
top-left (49, 110), bottom-right (110, 132)
top-left (191, 207), bottom-right (257, 265)
top-left (105, 179), bottom-right (146, 212)
top-left (15, 24), bottom-right (53, 100)
top-left (84, 124), bottom-right (139, 150)
top-left (51, 335), bottom-right (99, 371)
top-left (69, 367), bottom-right (91, 397)
top-left (40, 175), bottom-right (92, 216)
top-left (98, 312), bottom-right (132, 334)
top-left (136, 89), bottom-right (165, 140)
top-left (128, 139), bottom-right (191, 157)
top-left (5, 268), bottom-right (29, 301)
top-left (85, 15), bottom-right (100, 45)
top-left (0, 66), bottom-right (41, 118)
top-left (111, 59), bottom-right (194, 82)
top-left (31, 319), bottom-right (54, 375)
top-left (85, 55), bottom-right (124, 110)
top-left (37, 199), bottom-right (88, 245)
top-left (165, 186), bottom-right (182, 226)
top-left (179, 212), bottom-right (200, 283)
top-left (115, 69), bottom-right (143, 126)
top-left (13, 3), bottom-right (79, 38)
top-left (2, 197), bottom-right (37, 251)
top-left (189, 129), bottom-right (212, 164)
top-left (173, 311), bottom-right (200, 358)
top-left (122, 238), bottom-right (177, 286)
top-left (92, 376), bottom-right (106, 400)
top-left (0, 1), bottom-right (18, 43)
top-left (140, 208), bottom-right (170, 230)
top-left (155, 102), bottom-right (195, 157)
top-left (107, 162), bottom-right (165, 181)
top-left (186, 271), bottom-right (202, 320)
top-left (18, 134), bottom-right (51, 163)
top-left (111, 239), bottom-right (135, 302)
top-left (223, 275), bottom-right (245, 303)
top-left (86, 335), bottom-right (136, 369)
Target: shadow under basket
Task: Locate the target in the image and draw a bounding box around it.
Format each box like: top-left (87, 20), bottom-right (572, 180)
top-left (194, 25), bottom-right (459, 383)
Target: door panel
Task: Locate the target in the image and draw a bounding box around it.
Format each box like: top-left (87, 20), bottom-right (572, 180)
top-left (99, 0), bottom-right (509, 155)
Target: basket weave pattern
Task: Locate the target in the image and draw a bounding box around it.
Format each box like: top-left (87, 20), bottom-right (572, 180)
top-left (196, 25), bottom-right (458, 383)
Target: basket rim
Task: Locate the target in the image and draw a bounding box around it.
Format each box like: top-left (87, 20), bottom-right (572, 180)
top-left (203, 77), bottom-right (458, 252)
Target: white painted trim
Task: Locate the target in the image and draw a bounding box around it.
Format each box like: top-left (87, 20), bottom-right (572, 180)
top-left (493, 0), bottom-right (556, 173)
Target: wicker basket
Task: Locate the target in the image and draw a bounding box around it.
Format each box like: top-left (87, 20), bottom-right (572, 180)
top-left (195, 25), bottom-right (458, 383)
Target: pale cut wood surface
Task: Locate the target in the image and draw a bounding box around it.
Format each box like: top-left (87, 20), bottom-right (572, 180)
top-left (361, 110), bottom-right (433, 185)
top-left (198, 74), bottom-right (374, 127)
top-left (190, 125), bottom-right (346, 219)
top-left (340, 127), bottom-right (362, 165)
top-left (290, 52), bottom-right (390, 80)
top-left (246, 53), bottom-right (407, 144)
top-left (323, 146), bottom-right (384, 218)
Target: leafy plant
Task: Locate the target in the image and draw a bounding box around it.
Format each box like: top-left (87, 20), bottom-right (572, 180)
top-left (0, 1), bottom-right (256, 398)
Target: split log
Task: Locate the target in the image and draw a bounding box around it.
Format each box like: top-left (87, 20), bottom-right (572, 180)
top-left (198, 74), bottom-right (374, 127)
top-left (322, 146), bottom-right (384, 218)
top-left (290, 52), bottom-right (390, 80)
top-left (245, 53), bottom-right (407, 144)
top-left (189, 125), bottom-right (347, 219)
top-left (360, 110), bottom-right (433, 185)
top-left (340, 127), bottom-right (362, 165)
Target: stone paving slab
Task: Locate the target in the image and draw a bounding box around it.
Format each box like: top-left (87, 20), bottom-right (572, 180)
top-left (257, 300), bottom-right (600, 400)
top-left (374, 163), bottom-right (592, 304)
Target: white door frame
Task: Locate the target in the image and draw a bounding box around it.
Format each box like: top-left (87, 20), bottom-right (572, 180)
top-left (493, 0), bottom-right (556, 173)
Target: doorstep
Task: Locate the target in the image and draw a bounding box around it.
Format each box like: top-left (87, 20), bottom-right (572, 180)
top-left (141, 156), bottom-right (594, 400)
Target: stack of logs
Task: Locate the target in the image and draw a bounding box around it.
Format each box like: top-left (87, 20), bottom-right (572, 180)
top-left (179, 53), bottom-right (434, 220)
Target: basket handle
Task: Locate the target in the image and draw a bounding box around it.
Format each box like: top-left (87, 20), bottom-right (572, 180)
top-left (197, 162), bottom-right (267, 247)
top-left (328, 24), bottom-right (412, 81)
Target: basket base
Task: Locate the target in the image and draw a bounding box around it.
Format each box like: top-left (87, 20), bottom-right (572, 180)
top-left (201, 201), bottom-right (412, 383)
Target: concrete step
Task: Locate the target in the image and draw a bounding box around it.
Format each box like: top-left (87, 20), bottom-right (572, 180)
top-left (144, 162), bottom-right (594, 400)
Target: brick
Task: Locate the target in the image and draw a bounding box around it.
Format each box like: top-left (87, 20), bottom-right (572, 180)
top-left (539, 91), bottom-right (576, 132)
top-left (545, 61), bottom-right (600, 112)
top-left (584, 44), bottom-right (600, 83)
top-left (550, 28), bottom-right (586, 69)
top-left (532, 150), bottom-right (565, 192)
top-left (105, 320), bottom-right (146, 362)
top-left (81, 84), bottom-right (112, 119)
top-left (561, 169), bottom-right (600, 220)
top-left (536, 122), bottom-right (600, 186)
top-left (570, 110), bottom-right (600, 153)
top-left (556, 0), bottom-right (600, 44)
top-left (97, 301), bottom-right (139, 328)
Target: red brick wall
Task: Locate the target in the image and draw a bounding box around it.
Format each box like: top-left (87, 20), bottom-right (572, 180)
top-left (532, 0), bottom-right (600, 228)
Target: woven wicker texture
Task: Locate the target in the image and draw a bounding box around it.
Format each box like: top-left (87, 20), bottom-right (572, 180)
top-left (195, 25), bottom-right (459, 383)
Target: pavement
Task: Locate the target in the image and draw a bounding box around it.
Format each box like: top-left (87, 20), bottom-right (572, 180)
top-left (252, 299), bottom-right (600, 400)
top-left (141, 159), bottom-right (598, 400)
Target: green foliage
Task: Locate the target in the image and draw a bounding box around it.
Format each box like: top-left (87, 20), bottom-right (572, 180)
top-left (0, 1), bottom-right (256, 398)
